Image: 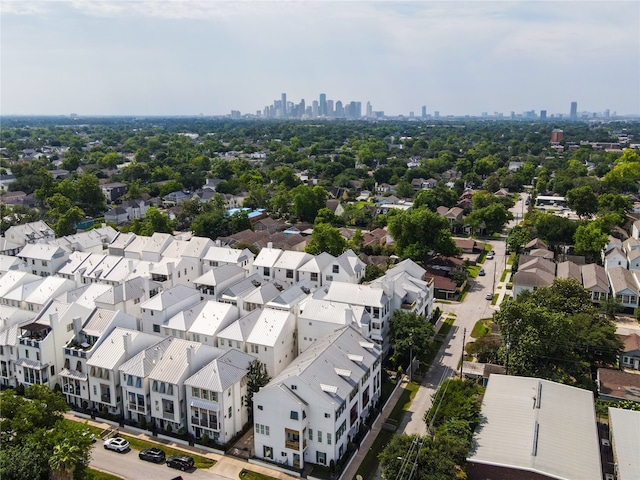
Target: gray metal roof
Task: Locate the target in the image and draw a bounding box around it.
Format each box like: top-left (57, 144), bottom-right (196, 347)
top-left (87, 328), bottom-right (160, 370)
top-left (119, 337), bottom-right (174, 378)
top-left (608, 407), bottom-right (640, 480)
top-left (217, 310), bottom-right (261, 342)
top-left (246, 309), bottom-right (294, 347)
top-left (467, 375), bottom-right (601, 480)
top-left (263, 326), bottom-right (381, 406)
top-left (185, 349), bottom-right (255, 391)
top-left (193, 264), bottom-right (246, 286)
top-left (299, 298), bottom-right (368, 326)
top-left (322, 281), bottom-right (388, 307)
top-left (147, 338), bottom-right (222, 384)
top-left (140, 284), bottom-right (200, 311)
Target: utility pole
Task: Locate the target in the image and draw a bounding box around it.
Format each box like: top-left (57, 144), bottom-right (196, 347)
top-left (505, 332), bottom-right (511, 375)
top-left (409, 330), bottom-right (414, 383)
top-left (459, 327), bottom-right (466, 379)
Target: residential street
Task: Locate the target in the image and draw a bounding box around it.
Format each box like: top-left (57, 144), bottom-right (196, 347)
top-left (400, 191), bottom-right (528, 436)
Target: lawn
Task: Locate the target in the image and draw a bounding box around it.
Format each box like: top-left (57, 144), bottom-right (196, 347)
top-left (500, 269), bottom-right (510, 282)
top-left (239, 469), bottom-right (279, 480)
top-left (437, 317), bottom-right (455, 337)
top-left (470, 319), bottom-right (492, 338)
top-left (82, 469), bottom-right (125, 480)
top-left (80, 422), bottom-right (216, 469)
top-left (467, 265), bottom-right (481, 278)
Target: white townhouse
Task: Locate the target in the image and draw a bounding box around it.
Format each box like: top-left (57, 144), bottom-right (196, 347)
top-left (0, 307), bottom-right (36, 387)
top-left (297, 298), bottom-right (370, 355)
top-left (202, 245), bottom-right (254, 274)
top-left (193, 265), bottom-right (247, 301)
top-left (147, 339), bottom-right (223, 432)
top-left (98, 258), bottom-right (152, 287)
top-left (17, 243), bottom-right (69, 277)
top-left (253, 326), bottom-right (382, 470)
top-left (185, 348), bottom-right (255, 445)
top-left (216, 310), bottom-right (262, 354)
top-left (371, 259), bottom-right (434, 318)
top-left (161, 236), bottom-right (213, 277)
top-left (16, 276), bottom-right (77, 314)
top-left (4, 221), bottom-right (54, 247)
top-left (273, 251), bottom-right (314, 287)
top-left (324, 250), bottom-right (366, 285)
top-left (93, 277), bottom-right (160, 324)
top-left (0, 254), bottom-right (26, 273)
top-left (122, 235), bottom-right (149, 260)
top-left (298, 253), bottom-right (336, 290)
top-left (108, 232), bottom-right (138, 257)
top-left (218, 273), bottom-right (269, 317)
top-left (52, 226), bottom-right (119, 254)
top-left (319, 281), bottom-right (392, 355)
top-left (57, 251), bottom-right (94, 286)
top-left (16, 300), bottom-right (93, 390)
top-left (86, 327), bottom-right (161, 415)
top-left (628, 249), bottom-right (640, 271)
top-left (141, 233), bottom-right (175, 262)
top-left (253, 244), bottom-right (283, 281)
top-left (603, 247), bottom-right (628, 271)
top-left (0, 271), bottom-right (42, 308)
top-left (149, 257), bottom-right (199, 289)
top-left (139, 284), bottom-right (201, 335)
top-left (607, 266), bottom-right (640, 310)
top-left (162, 299), bottom-right (239, 346)
top-left (246, 308), bottom-right (297, 377)
top-left (60, 308), bottom-right (137, 409)
top-left (265, 282), bottom-right (312, 313)
top-left (119, 337), bottom-right (174, 425)
top-left (242, 281), bottom-right (282, 313)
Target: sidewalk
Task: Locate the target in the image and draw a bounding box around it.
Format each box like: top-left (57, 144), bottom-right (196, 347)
top-left (340, 376), bottom-right (408, 480)
top-left (64, 412), bottom-right (296, 480)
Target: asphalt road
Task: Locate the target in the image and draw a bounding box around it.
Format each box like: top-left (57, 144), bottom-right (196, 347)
top-left (90, 443), bottom-right (234, 480)
top-left (400, 191), bottom-right (528, 435)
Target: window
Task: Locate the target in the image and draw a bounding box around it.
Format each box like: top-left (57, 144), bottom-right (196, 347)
top-left (66, 323), bottom-right (73, 332)
top-left (316, 451), bottom-right (326, 465)
top-left (167, 384), bottom-right (174, 395)
top-left (152, 380), bottom-right (158, 392)
top-left (325, 413), bottom-right (330, 418)
top-left (263, 267), bottom-right (270, 277)
top-left (127, 375), bottom-right (133, 386)
top-left (153, 324), bottom-right (160, 333)
top-left (290, 411), bottom-right (299, 420)
top-left (202, 390), bottom-right (209, 400)
top-left (310, 272), bottom-right (318, 282)
top-left (332, 265), bottom-right (339, 274)
top-left (258, 405), bottom-right (263, 410)
top-left (192, 387), bottom-right (200, 398)
top-left (135, 376), bottom-right (141, 388)
top-left (263, 446), bottom-right (273, 459)
top-left (50, 365), bottom-right (55, 375)
top-left (286, 269), bottom-right (294, 279)
top-left (291, 385), bottom-right (297, 390)
top-left (308, 429), bottom-right (313, 441)
top-left (327, 433), bottom-right (332, 445)
top-left (228, 406), bottom-right (232, 418)
top-left (318, 431), bottom-right (322, 443)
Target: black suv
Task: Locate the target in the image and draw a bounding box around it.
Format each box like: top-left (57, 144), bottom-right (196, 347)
top-left (166, 455), bottom-right (195, 471)
top-left (138, 447), bottom-right (166, 463)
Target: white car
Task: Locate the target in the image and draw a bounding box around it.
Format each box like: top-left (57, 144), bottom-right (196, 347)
top-left (486, 253), bottom-right (494, 259)
top-left (103, 437), bottom-right (129, 452)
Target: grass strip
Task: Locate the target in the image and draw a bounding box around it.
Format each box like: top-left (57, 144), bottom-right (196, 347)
top-left (239, 469), bottom-right (279, 480)
top-left (470, 319), bottom-right (492, 339)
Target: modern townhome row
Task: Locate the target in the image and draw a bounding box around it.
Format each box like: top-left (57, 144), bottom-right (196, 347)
top-left (0, 222), bottom-right (434, 459)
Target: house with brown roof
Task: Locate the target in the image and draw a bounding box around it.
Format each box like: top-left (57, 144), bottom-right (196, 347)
top-left (580, 263), bottom-right (609, 303)
top-left (523, 237), bottom-right (548, 253)
top-left (455, 238), bottom-right (484, 254)
top-left (556, 261), bottom-right (581, 283)
top-left (620, 332), bottom-right (640, 370)
top-left (597, 368), bottom-right (640, 403)
top-left (252, 217), bottom-right (286, 235)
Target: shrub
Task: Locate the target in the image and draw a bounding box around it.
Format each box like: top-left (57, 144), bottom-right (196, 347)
top-left (166, 424), bottom-right (173, 433)
top-left (16, 383), bottom-right (25, 396)
top-left (201, 433), bottom-right (209, 446)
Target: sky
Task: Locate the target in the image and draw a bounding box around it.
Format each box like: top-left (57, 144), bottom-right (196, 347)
top-left (1, 0), bottom-right (639, 117)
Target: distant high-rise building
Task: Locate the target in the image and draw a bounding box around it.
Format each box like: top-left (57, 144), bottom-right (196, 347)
top-left (355, 102), bottom-right (362, 118)
top-left (281, 93), bottom-right (287, 117)
top-left (366, 101), bottom-right (373, 118)
top-left (231, 110), bottom-right (241, 119)
top-left (570, 101), bottom-right (578, 119)
top-left (410, 111), bottom-right (414, 117)
top-left (540, 110), bottom-right (547, 120)
top-left (312, 100), bottom-right (319, 117)
top-left (421, 105), bottom-right (427, 118)
top-left (335, 100), bottom-right (344, 117)
top-left (434, 111), bottom-right (440, 118)
top-left (299, 99), bottom-right (306, 117)
top-left (605, 109), bottom-right (610, 119)
top-left (319, 93), bottom-right (327, 116)
top-left (326, 100), bottom-right (334, 117)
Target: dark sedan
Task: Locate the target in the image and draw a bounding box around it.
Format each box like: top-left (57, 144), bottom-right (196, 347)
top-left (138, 447), bottom-right (166, 463)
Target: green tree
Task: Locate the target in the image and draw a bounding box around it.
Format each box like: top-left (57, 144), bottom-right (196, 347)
top-left (76, 174), bottom-right (107, 217)
top-left (388, 207), bottom-right (459, 261)
top-left (244, 360), bottom-right (270, 420)
top-left (53, 206), bottom-right (85, 237)
top-left (507, 225), bottom-right (531, 253)
top-left (465, 202), bottom-right (513, 235)
top-left (130, 207), bottom-right (175, 235)
top-left (574, 222), bottom-right (608, 261)
top-left (49, 441), bottom-right (82, 480)
top-left (291, 185), bottom-right (327, 222)
top-left (389, 310), bottom-right (434, 368)
top-left (566, 186), bottom-right (598, 218)
top-left (305, 223), bottom-right (347, 256)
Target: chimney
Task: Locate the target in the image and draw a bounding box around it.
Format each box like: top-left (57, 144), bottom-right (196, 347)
top-left (122, 281), bottom-right (127, 302)
top-left (128, 259), bottom-right (134, 273)
top-left (72, 316), bottom-right (82, 336)
top-left (144, 276), bottom-right (151, 299)
top-left (123, 333), bottom-right (131, 356)
top-left (215, 239), bottom-right (221, 247)
top-left (186, 345), bottom-right (195, 374)
top-left (49, 312), bottom-right (58, 324)
top-left (74, 270), bottom-right (82, 287)
top-left (267, 242), bottom-right (273, 250)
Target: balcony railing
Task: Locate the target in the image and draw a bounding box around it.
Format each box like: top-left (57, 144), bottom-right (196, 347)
top-left (401, 300), bottom-right (417, 310)
top-left (163, 411), bottom-right (175, 421)
top-left (19, 338), bottom-right (40, 348)
top-left (1, 369), bottom-right (8, 378)
top-left (285, 440), bottom-right (300, 450)
top-left (101, 394), bottom-right (111, 403)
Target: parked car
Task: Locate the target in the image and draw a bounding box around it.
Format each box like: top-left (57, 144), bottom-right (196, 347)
top-left (139, 447), bottom-right (166, 463)
top-left (478, 268), bottom-right (485, 276)
top-left (103, 437), bottom-right (129, 452)
top-left (166, 455), bottom-right (194, 471)
top-left (486, 292), bottom-right (494, 300)
top-left (486, 253), bottom-right (494, 259)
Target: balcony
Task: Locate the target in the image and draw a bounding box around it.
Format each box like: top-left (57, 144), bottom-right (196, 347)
top-left (19, 338), bottom-right (40, 348)
top-left (101, 393), bottom-right (111, 403)
top-left (163, 411), bottom-right (175, 421)
top-left (401, 300), bottom-right (417, 310)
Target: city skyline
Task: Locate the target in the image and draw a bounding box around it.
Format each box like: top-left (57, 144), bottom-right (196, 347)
top-left (1, 1), bottom-right (638, 116)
